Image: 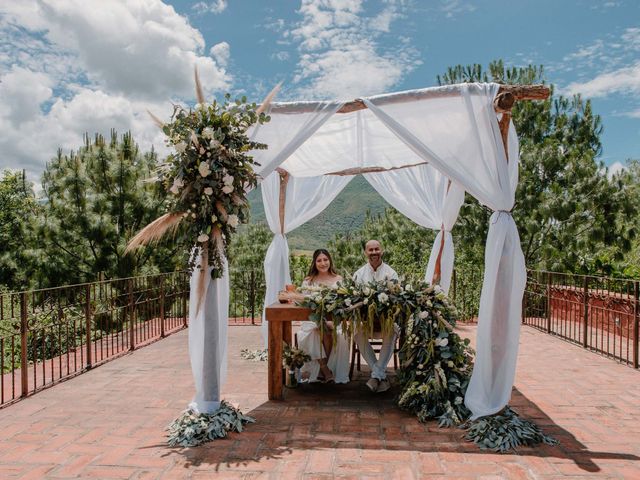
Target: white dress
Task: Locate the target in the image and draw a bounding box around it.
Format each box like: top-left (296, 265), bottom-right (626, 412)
top-left (297, 278), bottom-right (351, 384)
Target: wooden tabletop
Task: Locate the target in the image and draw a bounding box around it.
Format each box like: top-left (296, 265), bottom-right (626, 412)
top-left (265, 302), bottom-right (313, 322)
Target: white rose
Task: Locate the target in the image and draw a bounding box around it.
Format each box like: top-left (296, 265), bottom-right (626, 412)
top-left (174, 141), bottom-right (187, 154)
top-left (197, 233), bottom-right (209, 242)
top-left (191, 213), bottom-right (196, 218)
top-left (202, 127), bottom-right (214, 139)
top-left (363, 287), bottom-right (371, 296)
top-left (198, 162), bottom-right (211, 177)
top-left (405, 284), bottom-right (413, 292)
top-left (378, 293), bottom-right (388, 304)
top-left (363, 298), bottom-right (368, 305)
top-left (222, 185), bottom-right (234, 194)
top-left (447, 361), bottom-right (454, 368)
top-left (204, 187), bottom-right (213, 196)
top-left (211, 214), bottom-right (218, 223)
top-left (227, 214), bottom-right (239, 228)
top-left (222, 174), bottom-right (234, 186)
top-left (418, 311), bottom-right (429, 319)
top-left (210, 139), bottom-right (221, 149)
top-left (344, 298), bottom-right (352, 307)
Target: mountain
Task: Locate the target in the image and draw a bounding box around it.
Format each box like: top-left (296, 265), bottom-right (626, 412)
top-left (247, 175), bottom-right (389, 250)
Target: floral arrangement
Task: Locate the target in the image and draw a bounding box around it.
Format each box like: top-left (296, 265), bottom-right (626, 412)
top-left (126, 70), bottom-right (279, 282)
top-left (283, 342), bottom-right (311, 370)
top-left (299, 279), bottom-right (475, 426)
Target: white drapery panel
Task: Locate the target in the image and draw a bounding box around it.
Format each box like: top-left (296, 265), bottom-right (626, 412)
top-left (250, 101), bottom-right (345, 179)
top-left (364, 164), bottom-right (464, 294)
top-left (363, 83), bottom-right (526, 419)
top-left (188, 254), bottom-right (229, 414)
top-left (260, 172), bottom-right (353, 343)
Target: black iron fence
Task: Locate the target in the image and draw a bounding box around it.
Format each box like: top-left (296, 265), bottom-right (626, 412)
top-left (0, 271), bottom-right (189, 407)
top-left (3, 266), bottom-right (636, 408)
top-left (523, 270), bottom-right (640, 368)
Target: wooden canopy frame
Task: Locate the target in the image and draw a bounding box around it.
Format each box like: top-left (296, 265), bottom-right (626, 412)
top-left (273, 84), bottom-right (550, 286)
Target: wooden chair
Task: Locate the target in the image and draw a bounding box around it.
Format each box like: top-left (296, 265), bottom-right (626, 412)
top-left (349, 330), bottom-right (400, 379)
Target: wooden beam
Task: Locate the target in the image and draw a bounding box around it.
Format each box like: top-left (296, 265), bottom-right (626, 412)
top-left (334, 84), bottom-right (549, 114)
top-left (325, 161), bottom-right (429, 176)
top-left (277, 167), bottom-right (289, 234)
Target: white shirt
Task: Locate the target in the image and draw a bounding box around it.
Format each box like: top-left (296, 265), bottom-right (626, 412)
top-left (353, 262), bottom-right (398, 284)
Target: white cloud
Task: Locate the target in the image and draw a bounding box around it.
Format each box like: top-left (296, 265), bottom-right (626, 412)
top-left (606, 161), bottom-right (626, 179)
top-left (289, 0), bottom-right (420, 100)
top-left (441, 0), bottom-right (476, 19)
top-left (564, 62), bottom-right (640, 97)
top-left (210, 41), bottom-right (230, 68)
top-left (0, 0), bottom-right (231, 182)
top-left (192, 0), bottom-right (228, 15)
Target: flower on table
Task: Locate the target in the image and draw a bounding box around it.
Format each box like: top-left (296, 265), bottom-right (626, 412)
top-left (198, 162), bottom-right (211, 177)
top-left (202, 127), bottom-right (215, 139)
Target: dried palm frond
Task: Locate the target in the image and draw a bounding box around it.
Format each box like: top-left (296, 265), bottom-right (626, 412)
top-left (125, 213), bottom-right (184, 254)
top-left (211, 226), bottom-right (224, 258)
top-left (194, 66), bottom-right (206, 106)
top-left (256, 82), bottom-right (282, 115)
top-left (215, 201), bottom-right (228, 222)
top-left (147, 109), bottom-right (165, 129)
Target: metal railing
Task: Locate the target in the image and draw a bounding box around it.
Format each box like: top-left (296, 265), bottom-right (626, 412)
top-left (0, 271), bottom-right (189, 407)
top-left (523, 270), bottom-right (640, 368)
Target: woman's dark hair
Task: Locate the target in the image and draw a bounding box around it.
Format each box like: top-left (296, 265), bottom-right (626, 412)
top-left (306, 249), bottom-right (337, 279)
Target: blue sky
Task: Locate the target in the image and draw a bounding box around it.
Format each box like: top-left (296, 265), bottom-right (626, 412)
top-left (1, 0), bottom-right (639, 182)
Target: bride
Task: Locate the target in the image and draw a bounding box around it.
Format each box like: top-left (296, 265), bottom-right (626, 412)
top-left (297, 249), bottom-right (350, 384)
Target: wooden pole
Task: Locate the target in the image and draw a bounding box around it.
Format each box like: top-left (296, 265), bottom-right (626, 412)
top-left (431, 180), bottom-right (452, 286)
top-left (277, 168), bottom-right (289, 234)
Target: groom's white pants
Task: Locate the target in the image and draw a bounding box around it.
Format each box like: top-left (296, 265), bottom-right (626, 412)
top-left (354, 330), bottom-right (396, 380)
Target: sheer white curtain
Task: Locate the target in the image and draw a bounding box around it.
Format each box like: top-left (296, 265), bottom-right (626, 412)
top-left (261, 172), bottom-right (352, 343)
top-left (188, 254), bottom-right (229, 413)
top-left (363, 83), bottom-right (526, 419)
top-left (250, 101), bottom-right (345, 179)
top-left (364, 164), bottom-right (464, 294)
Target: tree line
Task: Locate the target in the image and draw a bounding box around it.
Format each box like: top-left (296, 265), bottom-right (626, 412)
top-left (1, 61), bottom-right (638, 293)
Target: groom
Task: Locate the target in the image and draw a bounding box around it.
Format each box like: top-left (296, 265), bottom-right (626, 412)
top-left (353, 239), bottom-right (398, 393)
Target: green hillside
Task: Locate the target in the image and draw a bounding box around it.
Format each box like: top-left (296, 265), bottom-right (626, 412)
top-left (247, 175), bottom-right (390, 250)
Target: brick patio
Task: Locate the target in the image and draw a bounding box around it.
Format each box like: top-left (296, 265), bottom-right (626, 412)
top-left (1, 324), bottom-right (639, 479)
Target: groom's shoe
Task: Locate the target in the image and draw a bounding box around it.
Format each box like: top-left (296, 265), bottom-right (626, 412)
top-left (366, 378), bottom-right (379, 392)
top-left (376, 379), bottom-right (390, 393)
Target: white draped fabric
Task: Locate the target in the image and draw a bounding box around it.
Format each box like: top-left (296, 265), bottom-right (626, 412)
top-left (362, 84), bottom-right (525, 419)
top-left (364, 165), bottom-right (464, 294)
top-left (260, 173), bottom-right (353, 343)
top-left (250, 101), bottom-right (345, 179)
top-left (188, 254), bottom-right (229, 413)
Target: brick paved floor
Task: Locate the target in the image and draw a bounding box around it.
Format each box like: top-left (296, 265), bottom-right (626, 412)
top-left (1, 324), bottom-right (639, 479)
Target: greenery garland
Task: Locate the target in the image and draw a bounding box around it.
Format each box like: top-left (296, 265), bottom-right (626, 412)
top-left (300, 279), bottom-right (474, 425)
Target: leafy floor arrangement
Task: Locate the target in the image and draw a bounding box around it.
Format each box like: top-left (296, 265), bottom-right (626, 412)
top-left (463, 406), bottom-right (559, 452)
top-left (240, 348), bottom-right (268, 361)
top-left (167, 401), bottom-right (255, 447)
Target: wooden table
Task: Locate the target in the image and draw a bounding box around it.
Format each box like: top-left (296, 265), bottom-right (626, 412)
top-left (264, 302), bottom-right (312, 400)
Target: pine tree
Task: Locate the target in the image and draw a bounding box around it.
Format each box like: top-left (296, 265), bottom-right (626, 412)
top-left (36, 131), bottom-right (182, 286)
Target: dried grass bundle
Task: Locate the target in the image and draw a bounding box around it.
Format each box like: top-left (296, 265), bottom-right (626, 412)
top-left (125, 213), bottom-right (183, 254)
top-left (256, 82), bottom-right (283, 115)
top-left (194, 66), bottom-right (206, 106)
